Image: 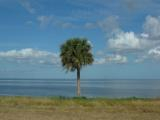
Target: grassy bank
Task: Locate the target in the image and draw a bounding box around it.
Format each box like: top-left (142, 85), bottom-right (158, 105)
top-left (0, 96), bottom-right (160, 120)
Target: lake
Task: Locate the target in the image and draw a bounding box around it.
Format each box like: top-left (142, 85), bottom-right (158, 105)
top-left (0, 79), bottom-right (160, 98)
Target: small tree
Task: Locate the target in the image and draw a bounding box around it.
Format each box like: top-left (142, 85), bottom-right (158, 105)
top-left (60, 38), bottom-right (94, 96)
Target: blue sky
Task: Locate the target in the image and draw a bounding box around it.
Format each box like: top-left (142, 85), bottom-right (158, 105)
top-left (1, 0), bottom-right (160, 79)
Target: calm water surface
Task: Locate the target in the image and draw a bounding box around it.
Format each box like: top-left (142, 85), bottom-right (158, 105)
top-left (0, 79), bottom-right (160, 98)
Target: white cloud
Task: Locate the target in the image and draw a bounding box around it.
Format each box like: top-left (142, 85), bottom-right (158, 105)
top-left (143, 15), bottom-right (160, 39)
top-left (134, 55), bottom-right (148, 63)
top-left (19, 0), bottom-right (36, 14)
top-left (135, 46), bottom-right (160, 62)
top-left (94, 54), bottom-right (128, 64)
top-left (140, 33), bottom-right (149, 38)
top-left (0, 48), bottom-right (52, 58)
top-left (37, 15), bottom-right (53, 28)
top-left (148, 46), bottom-right (160, 59)
top-left (94, 58), bottom-right (106, 65)
top-left (0, 48), bottom-right (60, 65)
top-left (37, 15), bottom-right (76, 29)
top-left (108, 32), bottom-right (142, 51)
top-left (106, 54), bottom-right (128, 64)
top-left (108, 30), bottom-right (159, 52)
top-left (106, 15), bottom-right (160, 63)
top-left (95, 15), bottom-right (160, 63)
top-left (106, 15), bottom-right (160, 53)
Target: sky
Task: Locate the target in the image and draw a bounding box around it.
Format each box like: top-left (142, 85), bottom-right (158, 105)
top-left (1, 0), bottom-right (160, 79)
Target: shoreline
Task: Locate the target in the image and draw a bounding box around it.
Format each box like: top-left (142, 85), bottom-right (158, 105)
top-left (0, 95), bottom-right (160, 99)
top-left (0, 96), bottom-right (160, 106)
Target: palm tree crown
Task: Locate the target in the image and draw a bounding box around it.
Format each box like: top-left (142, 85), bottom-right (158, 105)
top-left (60, 38), bottom-right (94, 72)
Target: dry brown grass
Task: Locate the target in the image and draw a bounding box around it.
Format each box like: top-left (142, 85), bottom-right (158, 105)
top-left (0, 97), bottom-right (160, 120)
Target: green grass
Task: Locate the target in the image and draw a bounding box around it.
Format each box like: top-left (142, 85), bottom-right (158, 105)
top-left (0, 96), bottom-right (159, 108)
top-left (0, 96), bottom-right (160, 120)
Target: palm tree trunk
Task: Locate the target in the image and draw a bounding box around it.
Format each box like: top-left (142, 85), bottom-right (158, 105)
top-left (77, 68), bottom-right (80, 96)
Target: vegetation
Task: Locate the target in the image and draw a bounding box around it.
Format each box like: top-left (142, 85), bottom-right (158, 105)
top-left (60, 38), bottom-right (94, 96)
top-left (0, 96), bottom-right (160, 120)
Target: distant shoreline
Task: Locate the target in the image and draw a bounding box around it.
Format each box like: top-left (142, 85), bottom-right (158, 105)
top-left (0, 96), bottom-right (160, 100)
top-left (0, 78), bottom-right (160, 80)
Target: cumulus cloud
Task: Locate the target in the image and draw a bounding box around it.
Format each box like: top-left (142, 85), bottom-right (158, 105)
top-left (104, 15), bottom-right (160, 53)
top-left (0, 48), bottom-right (60, 65)
top-left (143, 15), bottom-right (160, 39)
top-left (94, 54), bottom-right (128, 64)
top-left (148, 46), bottom-right (160, 59)
top-left (132, 15), bottom-right (160, 63)
top-left (108, 32), bottom-right (143, 51)
top-left (94, 15), bottom-right (160, 63)
top-left (134, 46), bottom-right (160, 62)
top-left (19, 0), bottom-right (36, 14)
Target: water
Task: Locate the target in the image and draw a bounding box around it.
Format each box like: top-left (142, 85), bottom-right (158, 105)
top-left (0, 79), bottom-right (160, 98)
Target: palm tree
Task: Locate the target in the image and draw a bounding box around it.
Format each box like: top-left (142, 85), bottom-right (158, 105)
top-left (60, 38), bottom-right (94, 96)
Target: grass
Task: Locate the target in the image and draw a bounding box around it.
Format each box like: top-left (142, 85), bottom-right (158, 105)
top-left (0, 96), bottom-right (160, 120)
